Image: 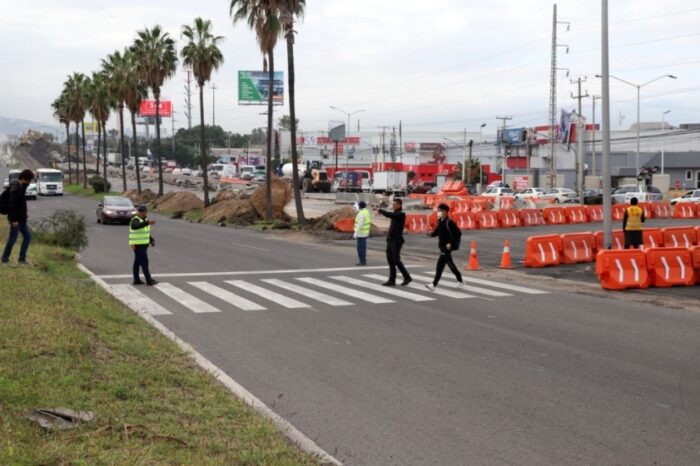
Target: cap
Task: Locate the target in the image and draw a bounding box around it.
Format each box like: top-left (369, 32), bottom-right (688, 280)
top-left (358, 201), bottom-right (367, 209)
top-left (136, 204), bottom-right (147, 212)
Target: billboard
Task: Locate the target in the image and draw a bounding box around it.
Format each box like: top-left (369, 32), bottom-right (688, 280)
top-left (83, 121), bottom-right (99, 133)
top-left (238, 70), bottom-right (284, 105)
top-left (139, 100), bottom-right (172, 117)
top-left (502, 127), bottom-right (525, 145)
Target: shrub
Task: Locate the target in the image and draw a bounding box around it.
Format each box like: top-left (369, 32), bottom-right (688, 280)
top-left (89, 175), bottom-right (111, 193)
top-left (29, 210), bottom-right (89, 251)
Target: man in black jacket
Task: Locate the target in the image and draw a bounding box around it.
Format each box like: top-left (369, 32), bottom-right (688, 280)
top-left (2, 169), bottom-right (35, 265)
top-left (376, 198), bottom-right (412, 286)
top-left (425, 203), bottom-right (464, 291)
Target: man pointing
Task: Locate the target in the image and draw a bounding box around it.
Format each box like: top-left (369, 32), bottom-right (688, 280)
top-left (129, 204), bottom-right (157, 286)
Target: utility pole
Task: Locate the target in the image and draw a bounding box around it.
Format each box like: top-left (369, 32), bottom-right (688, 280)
top-left (184, 70), bottom-right (193, 129)
top-left (171, 110), bottom-right (176, 156)
top-left (462, 128), bottom-right (467, 182)
top-left (548, 4), bottom-right (570, 188)
top-left (571, 76), bottom-right (589, 203)
top-left (496, 116), bottom-right (512, 185)
top-left (591, 95), bottom-right (601, 178)
top-left (602, 0), bottom-right (612, 249)
top-left (210, 83), bottom-right (217, 127)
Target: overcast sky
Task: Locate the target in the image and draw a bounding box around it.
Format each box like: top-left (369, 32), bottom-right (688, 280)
top-left (2, 0), bottom-right (699, 137)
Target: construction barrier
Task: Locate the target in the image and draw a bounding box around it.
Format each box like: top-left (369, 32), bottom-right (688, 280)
top-left (642, 228), bottom-right (664, 249)
top-left (594, 230), bottom-right (626, 250)
top-left (595, 249), bottom-right (649, 290)
top-left (673, 203), bottom-right (697, 219)
top-left (475, 211), bottom-right (499, 229)
top-left (560, 232), bottom-right (596, 264)
top-left (497, 196), bottom-right (515, 210)
top-left (585, 205), bottom-right (604, 222)
top-left (470, 198), bottom-right (489, 213)
top-left (645, 247), bottom-right (696, 287)
top-left (520, 209), bottom-right (545, 226)
top-left (661, 226), bottom-right (697, 248)
top-left (428, 211), bottom-right (437, 230)
top-left (653, 202), bottom-right (672, 218)
top-left (611, 204), bottom-right (628, 221)
top-left (564, 205), bottom-right (588, 224)
top-left (405, 214), bottom-right (431, 233)
top-left (638, 202), bottom-right (654, 219)
top-left (334, 217), bottom-right (355, 233)
top-left (452, 200), bottom-right (471, 214)
top-left (542, 207), bottom-right (567, 225)
top-left (452, 212), bottom-right (476, 230)
top-left (524, 234), bottom-right (561, 267)
top-left (690, 246), bottom-right (700, 284)
top-left (498, 210), bottom-right (521, 228)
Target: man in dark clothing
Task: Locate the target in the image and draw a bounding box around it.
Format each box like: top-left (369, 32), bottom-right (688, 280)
top-left (376, 198), bottom-right (412, 286)
top-left (129, 204), bottom-right (158, 285)
top-left (425, 204), bottom-right (464, 291)
top-left (2, 169), bottom-right (35, 265)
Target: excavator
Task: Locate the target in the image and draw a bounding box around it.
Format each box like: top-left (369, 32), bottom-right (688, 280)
top-left (282, 161), bottom-right (332, 193)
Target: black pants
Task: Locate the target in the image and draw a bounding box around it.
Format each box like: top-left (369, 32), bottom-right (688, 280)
top-left (624, 230), bottom-right (643, 249)
top-left (386, 239), bottom-right (411, 283)
top-left (433, 250), bottom-right (462, 286)
top-left (133, 245), bottom-right (152, 282)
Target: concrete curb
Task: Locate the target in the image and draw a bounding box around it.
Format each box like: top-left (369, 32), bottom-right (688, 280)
top-left (76, 260), bottom-right (342, 466)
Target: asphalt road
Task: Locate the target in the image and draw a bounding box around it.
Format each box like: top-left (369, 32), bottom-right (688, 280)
top-left (16, 189), bottom-right (700, 465)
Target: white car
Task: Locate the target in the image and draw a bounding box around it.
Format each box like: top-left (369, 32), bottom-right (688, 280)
top-left (542, 188), bottom-right (578, 203)
top-left (610, 184), bottom-right (663, 204)
top-left (482, 186), bottom-right (515, 197)
top-left (181, 168), bottom-right (192, 176)
top-left (191, 169), bottom-right (203, 177)
top-left (670, 189), bottom-right (700, 205)
top-left (171, 168), bottom-right (182, 175)
top-left (514, 187), bottom-right (546, 199)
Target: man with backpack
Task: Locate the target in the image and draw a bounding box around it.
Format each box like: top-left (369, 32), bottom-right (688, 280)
top-left (1, 169), bottom-right (35, 265)
top-left (424, 203), bottom-right (464, 291)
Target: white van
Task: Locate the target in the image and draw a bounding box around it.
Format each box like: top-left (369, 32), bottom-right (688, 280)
top-left (36, 168), bottom-right (64, 196)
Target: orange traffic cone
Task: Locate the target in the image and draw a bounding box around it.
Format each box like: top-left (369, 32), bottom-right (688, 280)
top-left (498, 239), bottom-right (514, 269)
top-left (465, 240), bottom-right (481, 271)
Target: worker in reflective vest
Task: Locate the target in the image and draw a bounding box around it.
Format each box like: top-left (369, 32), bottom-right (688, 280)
top-left (622, 197), bottom-right (645, 249)
top-left (353, 201), bottom-right (371, 266)
top-left (129, 204), bottom-right (157, 285)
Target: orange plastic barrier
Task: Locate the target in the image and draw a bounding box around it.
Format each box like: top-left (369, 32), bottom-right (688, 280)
top-left (564, 205), bottom-right (588, 224)
top-left (594, 230), bottom-right (625, 250)
top-left (520, 209), bottom-right (545, 226)
top-left (585, 205), bottom-right (603, 222)
top-left (334, 217), bottom-right (355, 233)
top-left (638, 202), bottom-right (654, 219)
top-left (645, 247), bottom-right (696, 287)
top-left (452, 200), bottom-right (471, 214)
top-left (498, 196), bottom-right (515, 210)
top-left (524, 234), bottom-right (561, 267)
top-left (690, 246), bottom-right (700, 284)
top-left (452, 212), bottom-right (476, 230)
top-left (560, 232), bottom-right (596, 264)
top-left (642, 228), bottom-right (664, 249)
top-left (661, 226), bottom-right (697, 248)
top-left (405, 214), bottom-right (431, 233)
top-left (595, 249), bottom-right (649, 290)
top-left (498, 210), bottom-right (521, 228)
top-left (673, 203), bottom-right (697, 219)
top-left (653, 202), bottom-right (672, 218)
top-left (428, 211), bottom-right (437, 230)
top-left (542, 207), bottom-right (567, 225)
top-left (612, 204), bottom-right (628, 220)
top-left (470, 198), bottom-right (488, 213)
top-left (475, 211), bottom-right (499, 229)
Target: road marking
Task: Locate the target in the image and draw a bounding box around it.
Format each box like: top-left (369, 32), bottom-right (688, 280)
top-left (226, 280), bottom-right (309, 309)
top-left (96, 265), bottom-right (414, 279)
top-left (189, 282), bottom-right (266, 311)
top-left (110, 284), bottom-right (172, 316)
top-left (455, 276), bottom-right (549, 294)
top-left (230, 242), bottom-right (270, 252)
top-left (413, 275), bottom-right (511, 297)
top-left (154, 283), bottom-right (221, 313)
top-left (296, 277), bottom-right (395, 304)
top-left (363, 274), bottom-right (477, 299)
top-left (330, 276), bottom-right (434, 302)
top-left (262, 279), bottom-right (352, 306)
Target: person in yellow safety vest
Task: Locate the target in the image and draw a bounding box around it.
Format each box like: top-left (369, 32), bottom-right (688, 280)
top-left (129, 204), bottom-right (157, 285)
top-left (622, 197), bottom-right (645, 249)
top-left (353, 201), bottom-right (371, 266)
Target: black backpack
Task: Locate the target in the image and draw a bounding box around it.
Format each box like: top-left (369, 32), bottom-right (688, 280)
top-left (447, 218), bottom-right (462, 251)
top-left (0, 188), bottom-right (9, 215)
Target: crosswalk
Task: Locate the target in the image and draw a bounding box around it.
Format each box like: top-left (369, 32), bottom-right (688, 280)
top-left (106, 270), bottom-right (550, 317)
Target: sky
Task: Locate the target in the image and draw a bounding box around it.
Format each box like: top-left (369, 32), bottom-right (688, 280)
top-left (2, 0), bottom-right (699, 138)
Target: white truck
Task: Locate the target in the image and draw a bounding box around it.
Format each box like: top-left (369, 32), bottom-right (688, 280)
top-left (36, 168), bottom-right (64, 196)
top-left (370, 171), bottom-right (408, 196)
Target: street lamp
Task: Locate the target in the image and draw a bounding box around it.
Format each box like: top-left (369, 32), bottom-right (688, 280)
top-left (661, 109), bottom-right (671, 175)
top-left (329, 106), bottom-right (366, 173)
top-left (442, 136), bottom-right (466, 183)
top-left (595, 73), bottom-right (676, 178)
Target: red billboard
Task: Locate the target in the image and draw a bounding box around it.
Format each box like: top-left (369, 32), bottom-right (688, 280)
top-left (139, 100), bottom-right (172, 117)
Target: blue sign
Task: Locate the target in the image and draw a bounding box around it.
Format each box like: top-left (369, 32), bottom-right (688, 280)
top-left (503, 127), bottom-right (525, 145)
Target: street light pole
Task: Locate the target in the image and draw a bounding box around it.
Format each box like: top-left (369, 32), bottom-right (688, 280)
top-left (462, 128), bottom-right (467, 183)
top-left (591, 95), bottom-right (601, 177)
top-left (479, 123), bottom-right (486, 192)
top-left (661, 109), bottom-right (671, 174)
top-left (601, 0), bottom-right (612, 249)
top-left (329, 106), bottom-right (366, 174)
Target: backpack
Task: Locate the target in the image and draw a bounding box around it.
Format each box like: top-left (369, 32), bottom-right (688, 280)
top-left (0, 188), bottom-right (9, 215)
top-left (447, 218), bottom-right (462, 251)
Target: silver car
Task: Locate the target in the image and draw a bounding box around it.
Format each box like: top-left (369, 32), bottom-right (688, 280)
top-left (611, 185), bottom-right (663, 204)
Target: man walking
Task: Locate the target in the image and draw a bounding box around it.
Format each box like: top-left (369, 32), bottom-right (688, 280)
top-left (376, 198), bottom-right (411, 286)
top-left (130, 204), bottom-right (157, 285)
top-left (622, 197), bottom-right (645, 249)
top-left (353, 201), bottom-right (371, 266)
top-left (425, 203), bottom-right (464, 291)
top-left (2, 169), bottom-right (35, 265)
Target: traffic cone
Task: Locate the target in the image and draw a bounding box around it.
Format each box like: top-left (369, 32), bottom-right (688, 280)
top-left (465, 240), bottom-right (481, 271)
top-left (498, 239), bottom-right (514, 269)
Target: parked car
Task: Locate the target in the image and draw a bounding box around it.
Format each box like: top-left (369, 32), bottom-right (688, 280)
top-left (583, 189), bottom-right (603, 205)
top-left (96, 196), bottom-right (137, 224)
top-left (181, 168), bottom-right (192, 176)
top-left (408, 181), bottom-right (437, 194)
top-left (670, 189), bottom-right (700, 205)
top-left (252, 170), bottom-right (266, 182)
top-left (171, 168), bottom-right (182, 176)
top-left (542, 188), bottom-right (578, 203)
top-left (514, 187), bottom-right (546, 199)
top-left (482, 186), bottom-right (515, 197)
top-left (611, 184), bottom-right (663, 204)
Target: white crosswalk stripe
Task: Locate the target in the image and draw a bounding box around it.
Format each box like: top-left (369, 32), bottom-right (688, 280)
top-left (225, 280), bottom-right (310, 309)
top-left (189, 282), bottom-right (266, 311)
top-left (296, 277), bottom-right (395, 304)
top-left (111, 284), bottom-right (172, 316)
top-left (455, 276), bottom-right (550, 295)
top-left (411, 275), bottom-right (512, 297)
top-left (262, 279), bottom-right (353, 306)
top-left (154, 282), bottom-right (222, 313)
top-left (329, 276), bottom-right (435, 302)
top-left (363, 274), bottom-right (477, 299)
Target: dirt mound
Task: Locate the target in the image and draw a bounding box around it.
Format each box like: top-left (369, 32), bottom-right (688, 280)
top-left (214, 188), bottom-right (251, 203)
top-left (249, 179), bottom-right (292, 221)
top-left (202, 199), bottom-right (259, 225)
top-left (123, 188), bottom-right (158, 205)
top-left (302, 206), bottom-right (383, 237)
top-left (152, 191), bottom-right (178, 207)
top-left (155, 191), bottom-right (204, 212)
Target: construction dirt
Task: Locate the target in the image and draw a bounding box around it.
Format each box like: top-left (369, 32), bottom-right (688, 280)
top-left (154, 191), bottom-right (204, 213)
top-left (202, 199), bottom-right (259, 225)
top-left (249, 178), bottom-right (292, 222)
top-left (123, 188), bottom-right (158, 206)
top-left (299, 206), bottom-right (384, 240)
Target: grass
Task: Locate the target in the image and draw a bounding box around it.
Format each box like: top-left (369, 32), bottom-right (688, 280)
top-left (183, 209), bottom-right (203, 222)
top-left (64, 184), bottom-right (122, 201)
top-left (0, 223), bottom-right (319, 465)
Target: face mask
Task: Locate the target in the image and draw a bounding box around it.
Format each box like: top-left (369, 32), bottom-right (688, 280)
top-left (437, 211), bottom-right (445, 219)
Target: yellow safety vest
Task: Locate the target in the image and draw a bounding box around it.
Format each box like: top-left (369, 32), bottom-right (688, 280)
top-left (129, 216), bottom-right (151, 245)
top-left (625, 206), bottom-right (643, 231)
top-left (354, 209), bottom-right (371, 237)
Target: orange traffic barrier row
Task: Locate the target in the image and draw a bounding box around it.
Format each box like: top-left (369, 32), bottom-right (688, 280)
top-left (405, 214), bottom-right (431, 233)
top-left (475, 211), bottom-right (499, 229)
top-left (520, 209), bottom-right (545, 226)
top-left (638, 202), bottom-right (654, 219)
top-left (662, 226), bottom-right (697, 248)
top-left (498, 210), bottom-right (521, 228)
top-left (452, 212), bottom-right (477, 230)
top-left (673, 203), bottom-right (697, 219)
top-left (611, 204), bottom-right (627, 221)
top-left (543, 207), bottom-right (566, 225)
top-left (645, 247), bottom-right (696, 287)
top-left (334, 217), bottom-right (355, 233)
top-left (585, 205), bottom-right (604, 222)
top-left (560, 232), bottom-right (596, 264)
top-left (691, 246), bottom-right (700, 284)
top-left (596, 249), bottom-right (649, 290)
top-left (653, 202), bottom-right (672, 218)
top-left (565, 205), bottom-right (587, 224)
top-left (642, 228), bottom-right (664, 249)
top-left (524, 234), bottom-right (562, 267)
top-left (594, 230), bottom-right (626, 250)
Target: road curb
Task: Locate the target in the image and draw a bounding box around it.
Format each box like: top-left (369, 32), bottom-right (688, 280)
top-left (76, 260), bottom-right (343, 466)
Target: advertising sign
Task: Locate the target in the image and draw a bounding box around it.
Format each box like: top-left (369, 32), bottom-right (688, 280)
top-left (238, 70), bottom-right (284, 105)
top-left (513, 175), bottom-right (529, 190)
top-left (83, 122), bottom-right (99, 133)
top-left (404, 142), bottom-right (417, 153)
top-left (502, 127), bottom-right (525, 145)
top-left (139, 100), bottom-right (172, 117)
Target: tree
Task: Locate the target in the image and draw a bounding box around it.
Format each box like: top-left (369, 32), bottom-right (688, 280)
top-left (123, 48), bottom-right (148, 194)
top-left (63, 72), bottom-right (90, 187)
top-left (133, 25), bottom-right (178, 197)
top-left (88, 72), bottom-right (111, 177)
top-left (276, 114), bottom-right (299, 131)
top-left (51, 95), bottom-right (72, 181)
top-left (102, 50), bottom-right (130, 192)
top-left (181, 17), bottom-right (224, 207)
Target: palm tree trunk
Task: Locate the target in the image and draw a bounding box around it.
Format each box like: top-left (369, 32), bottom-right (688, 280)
top-left (118, 106), bottom-right (127, 192)
top-left (81, 119), bottom-right (88, 189)
top-left (65, 123), bottom-right (72, 184)
top-left (287, 30), bottom-right (305, 224)
top-left (265, 50), bottom-right (274, 222)
top-left (132, 111), bottom-right (142, 194)
top-left (102, 123), bottom-right (108, 187)
top-left (95, 122), bottom-right (102, 177)
top-left (74, 122), bottom-right (80, 186)
top-left (199, 84), bottom-right (210, 207)
top-left (154, 90), bottom-right (164, 196)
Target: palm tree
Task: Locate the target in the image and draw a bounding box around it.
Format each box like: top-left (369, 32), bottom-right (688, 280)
top-left (123, 48), bottom-right (148, 194)
top-left (132, 25), bottom-right (178, 196)
top-left (181, 18), bottom-right (224, 207)
top-left (89, 72), bottom-right (110, 178)
top-left (51, 95), bottom-right (72, 182)
top-left (102, 50), bottom-right (130, 192)
top-left (231, 0), bottom-right (282, 221)
top-left (64, 72), bottom-right (90, 187)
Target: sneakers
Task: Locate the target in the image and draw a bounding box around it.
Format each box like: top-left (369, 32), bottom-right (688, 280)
top-left (355, 262), bottom-right (367, 266)
top-left (424, 283), bottom-right (436, 292)
top-left (146, 279), bottom-right (159, 286)
top-left (382, 281), bottom-right (396, 287)
top-left (400, 277), bottom-right (412, 287)
top-left (133, 280), bottom-right (145, 285)
top-left (457, 281), bottom-right (465, 288)
top-left (17, 260), bottom-right (30, 267)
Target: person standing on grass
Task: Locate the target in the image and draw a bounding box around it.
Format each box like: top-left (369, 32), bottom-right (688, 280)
top-left (2, 169), bottom-right (35, 265)
top-left (622, 197), bottom-right (645, 249)
top-left (376, 198), bottom-right (412, 287)
top-left (129, 204), bottom-right (158, 286)
top-left (424, 203), bottom-right (465, 291)
top-left (353, 201), bottom-right (371, 266)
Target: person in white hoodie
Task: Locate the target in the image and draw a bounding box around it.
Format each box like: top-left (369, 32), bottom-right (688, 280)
top-left (353, 201), bottom-right (371, 265)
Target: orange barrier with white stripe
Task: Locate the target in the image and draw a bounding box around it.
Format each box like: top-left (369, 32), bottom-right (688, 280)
top-left (645, 247), bottom-right (696, 287)
top-left (611, 204), bottom-right (627, 221)
top-left (524, 234), bottom-right (561, 267)
top-left (452, 200), bottom-right (471, 213)
top-left (661, 226), bottom-right (697, 248)
top-left (520, 209), bottom-right (545, 226)
top-left (497, 196), bottom-right (515, 210)
top-left (638, 202), bottom-right (654, 219)
top-left (452, 212), bottom-right (476, 230)
top-left (585, 205), bottom-right (603, 222)
top-left (470, 198), bottom-right (488, 213)
top-left (560, 232), bottom-right (596, 264)
top-left (594, 230), bottom-right (625, 250)
top-left (642, 228), bottom-right (664, 249)
top-left (564, 205), bottom-right (587, 224)
top-left (653, 202), bottom-right (672, 218)
top-left (475, 210), bottom-right (499, 229)
top-left (690, 246), bottom-right (700, 284)
top-left (497, 210), bottom-right (521, 228)
top-left (595, 249), bottom-right (649, 290)
top-left (672, 203), bottom-right (697, 219)
top-left (405, 214), bottom-right (431, 233)
top-left (542, 207), bottom-right (567, 225)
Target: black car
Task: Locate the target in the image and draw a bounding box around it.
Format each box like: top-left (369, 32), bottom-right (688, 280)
top-left (583, 189), bottom-right (603, 205)
top-left (96, 196), bottom-right (137, 224)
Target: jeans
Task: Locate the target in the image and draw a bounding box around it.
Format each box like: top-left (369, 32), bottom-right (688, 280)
top-left (433, 250), bottom-right (462, 286)
top-left (356, 237), bottom-right (367, 264)
top-left (386, 239), bottom-right (410, 283)
top-left (2, 221), bottom-right (31, 263)
top-left (133, 245), bottom-right (152, 282)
